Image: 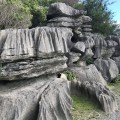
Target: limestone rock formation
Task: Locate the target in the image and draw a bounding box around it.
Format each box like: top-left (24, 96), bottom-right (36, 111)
top-left (47, 2), bottom-right (86, 20)
top-left (69, 65), bottom-right (106, 85)
top-left (69, 65), bottom-right (118, 113)
top-left (0, 27), bottom-right (73, 63)
top-left (94, 58), bottom-right (119, 82)
top-left (0, 2), bottom-right (120, 120)
top-left (0, 76), bottom-right (73, 120)
top-left (112, 57), bottom-right (120, 72)
top-left (0, 56), bottom-right (67, 80)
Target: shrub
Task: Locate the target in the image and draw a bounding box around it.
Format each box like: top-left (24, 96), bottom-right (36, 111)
top-left (64, 71), bottom-right (77, 81)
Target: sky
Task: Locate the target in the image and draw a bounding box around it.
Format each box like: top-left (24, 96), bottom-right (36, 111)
top-left (108, 0), bottom-right (120, 23)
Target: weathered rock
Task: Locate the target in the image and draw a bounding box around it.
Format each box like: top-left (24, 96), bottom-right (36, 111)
top-left (67, 52), bottom-right (80, 65)
top-left (82, 28), bottom-right (92, 32)
top-left (81, 15), bottom-right (92, 23)
top-left (112, 57), bottom-right (120, 72)
top-left (47, 3), bottom-right (86, 20)
top-left (71, 42), bottom-right (85, 53)
top-left (93, 34), bottom-right (116, 58)
top-left (94, 58), bottom-right (119, 82)
top-left (71, 80), bottom-right (118, 113)
top-left (83, 48), bottom-right (94, 59)
top-left (69, 65), bottom-right (106, 85)
top-left (48, 17), bottom-right (83, 23)
top-left (0, 76), bottom-right (73, 120)
top-left (84, 36), bottom-right (95, 48)
top-left (47, 22), bottom-right (82, 28)
top-left (0, 56), bottom-right (67, 81)
top-left (0, 27), bottom-right (73, 63)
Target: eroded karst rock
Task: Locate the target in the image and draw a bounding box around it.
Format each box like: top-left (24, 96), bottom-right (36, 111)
top-left (0, 27), bottom-right (73, 63)
top-left (0, 76), bottom-right (73, 120)
top-left (94, 58), bottom-right (119, 82)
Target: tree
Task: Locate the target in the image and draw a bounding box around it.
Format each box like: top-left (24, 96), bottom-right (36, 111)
top-left (0, 0), bottom-right (32, 29)
top-left (81, 0), bottom-right (116, 35)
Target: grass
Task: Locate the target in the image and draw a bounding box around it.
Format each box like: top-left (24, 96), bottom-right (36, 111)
top-left (72, 95), bottom-right (103, 120)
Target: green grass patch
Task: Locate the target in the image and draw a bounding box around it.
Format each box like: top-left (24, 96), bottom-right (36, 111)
top-left (72, 95), bottom-right (102, 120)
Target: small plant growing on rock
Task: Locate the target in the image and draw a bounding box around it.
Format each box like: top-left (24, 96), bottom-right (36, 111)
top-left (86, 57), bottom-right (94, 65)
top-left (64, 71), bottom-right (77, 81)
top-left (115, 74), bottom-right (120, 81)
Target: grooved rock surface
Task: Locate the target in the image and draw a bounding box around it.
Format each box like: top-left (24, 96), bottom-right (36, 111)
top-left (94, 58), bottom-right (119, 82)
top-left (0, 27), bottom-right (73, 63)
top-left (0, 76), bottom-right (73, 120)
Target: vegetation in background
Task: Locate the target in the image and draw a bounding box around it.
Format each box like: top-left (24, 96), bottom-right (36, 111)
top-left (0, 0), bottom-right (118, 36)
top-left (0, 0), bottom-right (32, 29)
top-left (82, 0), bottom-right (117, 36)
top-left (64, 71), bottom-right (77, 81)
top-left (114, 74), bottom-right (120, 82)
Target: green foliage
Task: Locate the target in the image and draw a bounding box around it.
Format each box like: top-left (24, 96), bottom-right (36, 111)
top-left (82, 0), bottom-right (116, 35)
top-left (86, 57), bottom-right (94, 65)
top-left (115, 74), bottom-right (120, 81)
top-left (0, 0), bottom-right (32, 29)
top-left (64, 71), bottom-right (77, 81)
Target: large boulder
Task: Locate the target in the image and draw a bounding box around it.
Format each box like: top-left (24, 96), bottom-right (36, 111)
top-left (94, 58), bottom-right (119, 82)
top-left (69, 65), bottom-right (106, 85)
top-left (47, 2), bottom-right (86, 20)
top-left (0, 76), bottom-right (73, 120)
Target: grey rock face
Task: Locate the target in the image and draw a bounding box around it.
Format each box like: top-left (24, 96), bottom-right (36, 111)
top-left (69, 65), bottom-right (118, 113)
top-left (71, 42), bottom-right (85, 53)
top-left (48, 17), bottom-right (83, 23)
top-left (47, 17), bottom-right (83, 28)
top-left (94, 58), bottom-right (119, 82)
top-left (0, 76), bottom-right (73, 120)
top-left (71, 80), bottom-right (118, 113)
top-left (93, 34), bottom-right (116, 58)
top-left (69, 65), bottom-right (106, 85)
top-left (0, 27), bottom-right (73, 63)
top-left (47, 2), bottom-right (86, 20)
top-left (47, 22), bottom-right (82, 28)
top-left (0, 56), bottom-right (67, 81)
top-left (112, 57), bottom-right (120, 72)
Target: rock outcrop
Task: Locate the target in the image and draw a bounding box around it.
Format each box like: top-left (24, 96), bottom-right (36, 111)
top-left (0, 76), bottom-right (72, 120)
top-left (94, 58), bottom-right (119, 82)
top-left (0, 2), bottom-right (120, 120)
top-left (69, 65), bottom-right (118, 113)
